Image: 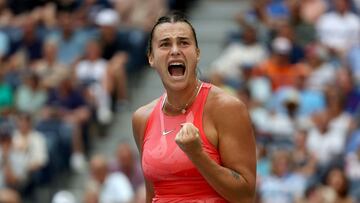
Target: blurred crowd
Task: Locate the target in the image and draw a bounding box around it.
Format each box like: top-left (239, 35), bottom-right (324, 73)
top-left (0, 0), bottom-right (197, 202)
top-left (208, 0), bottom-right (360, 202)
top-left (2, 0), bottom-right (360, 202)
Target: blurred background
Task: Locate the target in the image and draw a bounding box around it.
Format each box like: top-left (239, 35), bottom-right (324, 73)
top-left (0, 0), bottom-right (360, 202)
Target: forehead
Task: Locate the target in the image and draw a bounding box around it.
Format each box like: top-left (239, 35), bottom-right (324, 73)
top-left (153, 22), bottom-right (195, 41)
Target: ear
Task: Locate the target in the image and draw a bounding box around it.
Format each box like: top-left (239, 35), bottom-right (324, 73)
top-left (196, 48), bottom-right (200, 63)
top-left (148, 53), bottom-right (154, 67)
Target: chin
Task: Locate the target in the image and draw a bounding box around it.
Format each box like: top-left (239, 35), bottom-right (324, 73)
top-left (164, 77), bottom-right (189, 91)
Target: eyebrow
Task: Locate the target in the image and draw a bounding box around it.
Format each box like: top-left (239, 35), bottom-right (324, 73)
top-left (178, 37), bottom-right (190, 41)
top-left (159, 38), bottom-right (171, 43)
top-left (158, 36), bottom-right (191, 42)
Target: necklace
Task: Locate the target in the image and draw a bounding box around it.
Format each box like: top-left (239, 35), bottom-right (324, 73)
top-left (164, 81), bottom-right (202, 114)
top-left (160, 81), bottom-right (202, 136)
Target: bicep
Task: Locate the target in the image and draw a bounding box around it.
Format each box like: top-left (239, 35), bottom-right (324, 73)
top-left (217, 100), bottom-right (256, 185)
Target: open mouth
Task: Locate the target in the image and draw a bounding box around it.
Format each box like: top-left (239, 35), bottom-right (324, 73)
top-left (168, 62), bottom-right (185, 77)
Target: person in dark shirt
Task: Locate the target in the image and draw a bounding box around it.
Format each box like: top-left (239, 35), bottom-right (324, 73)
top-left (45, 76), bottom-right (91, 173)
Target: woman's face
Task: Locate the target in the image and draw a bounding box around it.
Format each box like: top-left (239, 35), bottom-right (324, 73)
top-left (148, 22), bottom-right (200, 91)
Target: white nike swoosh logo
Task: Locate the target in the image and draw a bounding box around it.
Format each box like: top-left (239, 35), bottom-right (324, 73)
top-left (162, 130), bottom-right (174, 136)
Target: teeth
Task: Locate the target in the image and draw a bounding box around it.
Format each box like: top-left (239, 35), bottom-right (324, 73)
top-left (170, 62), bottom-right (184, 66)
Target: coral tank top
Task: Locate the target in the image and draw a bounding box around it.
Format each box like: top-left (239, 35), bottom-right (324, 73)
top-left (142, 83), bottom-right (227, 202)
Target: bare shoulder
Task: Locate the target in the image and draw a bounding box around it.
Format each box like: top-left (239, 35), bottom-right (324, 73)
top-left (207, 85), bottom-right (247, 118)
top-left (205, 85), bottom-right (252, 140)
top-left (132, 99), bottom-right (158, 123)
top-left (132, 98), bottom-right (159, 152)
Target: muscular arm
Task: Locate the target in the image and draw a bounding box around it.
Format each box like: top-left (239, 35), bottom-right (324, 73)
top-left (183, 92), bottom-right (256, 202)
top-left (132, 103), bottom-right (156, 203)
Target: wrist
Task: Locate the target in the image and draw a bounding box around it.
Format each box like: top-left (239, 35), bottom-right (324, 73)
top-left (186, 148), bottom-right (206, 162)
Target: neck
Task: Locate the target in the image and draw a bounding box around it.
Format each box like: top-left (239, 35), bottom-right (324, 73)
top-left (164, 79), bottom-right (201, 115)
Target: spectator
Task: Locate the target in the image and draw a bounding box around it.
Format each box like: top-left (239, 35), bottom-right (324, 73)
top-left (209, 25), bottom-right (268, 89)
top-left (237, 84), bottom-right (272, 137)
top-left (234, 0), bottom-right (272, 45)
top-left (0, 122), bottom-right (27, 189)
top-left (95, 8), bottom-right (124, 61)
top-left (95, 8), bottom-right (148, 73)
top-left (15, 73), bottom-right (47, 117)
top-left (95, 9), bottom-right (130, 104)
top-left (306, 111), bottom-right (346, 166)
top-left (3, 51), bottom-right (27, 90)
top-left (74, 39), bottom-right (113, 124)
top-left (266, 88), bottom-right (302, 140)
top-left (291, 130), bottom-right (317, 178)
top-left (86, 154), bottom-right (134, 203)
top-left (297, 184), bottom-right (337, 203)
top-left (324, 167), bottom-right (354, 203)
top-left (256, 37), bottom-right (300, 90)
top-left (287, 0), bottom-right (318, 48)
top-left (258, 149), bottom-right (307, 203)
top-left (18, 15), bottom-right (43, 63)
top-left (324, 87), bottom-right (353, 137)
top-left (52, 9), bottom-right (90, 66)
top-left (109, 142), bottom-right (144, 191)
top-left (269, 72), bottom-right (326, 117)
top-left (31, 38), bottom-right (69, 89)
top-left (299, 43), bottom-right (336, 92)
top-left (276, 23), bottom-right (305, 64)
top-left (316, 0), bottom-right (360, 57)
top-left (45, 76), bottom-right (91, 173)
top-left (12, 113), bottom-right (48, 186)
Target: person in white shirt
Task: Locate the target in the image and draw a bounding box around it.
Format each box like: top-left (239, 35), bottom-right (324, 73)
top-left (12, 113), bottom-right (48, 173)
top-left (75, 40), bottom-right (113, 124)
top-left (259, 149), bottom-right (307, 203)
top-left (0, 123), bottom-right (27, 188)
top-left (86, 154), bottom-right (134, 203)
top-left (306, 111), bottom-right (346, 166)
top-left (209, 26), bottom-right (267, 88)
top-left (316, 0), bottom-right (360, 56)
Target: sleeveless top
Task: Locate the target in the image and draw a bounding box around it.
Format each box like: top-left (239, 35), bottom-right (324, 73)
top-left (142, 83), bottom-right (227, 203)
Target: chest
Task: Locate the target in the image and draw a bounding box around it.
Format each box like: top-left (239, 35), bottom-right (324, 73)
top-left (142, 109), bottom-right (219, 182)
top-left (142, 116), bottom-right (201, 182)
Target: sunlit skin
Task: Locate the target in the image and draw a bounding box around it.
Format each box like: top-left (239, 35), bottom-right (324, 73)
top-left (133, 20), bottom-right (256, 202)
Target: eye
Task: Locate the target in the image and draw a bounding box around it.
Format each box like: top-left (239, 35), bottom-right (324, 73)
top-left (160, 42), bottom-right (170, 47)
top-left (180, 41), bottom-right (189, 46)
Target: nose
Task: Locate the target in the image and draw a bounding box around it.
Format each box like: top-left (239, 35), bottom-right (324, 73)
top-left (170, 44), bottom-right (180, 56)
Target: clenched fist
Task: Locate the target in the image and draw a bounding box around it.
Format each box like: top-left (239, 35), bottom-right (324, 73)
top-left (175, 123), bottom-right (203, 157)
